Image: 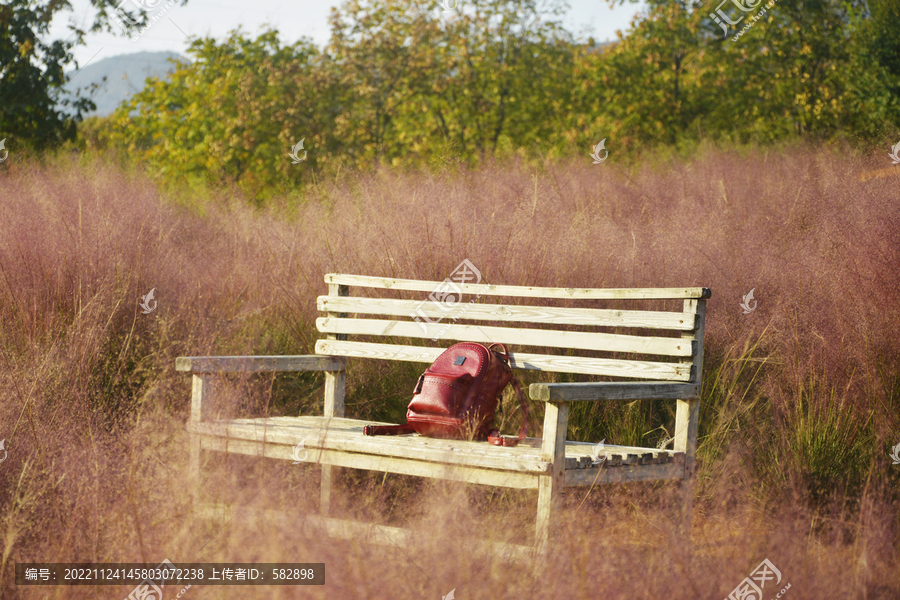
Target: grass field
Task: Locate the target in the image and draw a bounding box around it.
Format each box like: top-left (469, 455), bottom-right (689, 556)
top-left (0, 147), bottom-right (898, 598)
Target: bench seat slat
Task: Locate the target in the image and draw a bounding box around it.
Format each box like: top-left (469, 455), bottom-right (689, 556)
top-left (189, 417), bottom-right (682, 477)
top-left (314, 340), bottom-right (693, 381)
top-left (189, 418), bottom-right (549, 473)
top-left (316, 317), bottom-right (695, 357)
top-left (196, 435), bottom-right (542, 489)
top-left (529, 381), bottom-right (701, 402)
top-left (317, 296), bottom-right (697, 330)
top-left (325, 274), bottom-right (711, 300)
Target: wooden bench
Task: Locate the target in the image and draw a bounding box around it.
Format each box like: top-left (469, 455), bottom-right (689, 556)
top-left (178, 273), bottom-right (709, 559)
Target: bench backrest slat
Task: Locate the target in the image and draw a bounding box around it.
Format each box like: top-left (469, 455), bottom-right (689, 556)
top-left (316, 317), bottom-right (695, 357)
top-left (325, 274), bottom-right (710, 301)
top-left (315, 340), bottom-right (694, 380)
top-left (318, 296), bottom-right (696, 331)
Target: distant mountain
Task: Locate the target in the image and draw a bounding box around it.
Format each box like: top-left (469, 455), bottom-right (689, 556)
top-left (62, 50), bottom-right (189, 117)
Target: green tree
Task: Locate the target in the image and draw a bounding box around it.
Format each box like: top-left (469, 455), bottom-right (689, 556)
top-left (585, 0), bottom-right (900, 146)
top-left (326, 0), bottom-right (575, 166)
top-left (101, 0), bottom-right (579, 186)
top-left (0, 0), bottom-right (178, 151)
top-left (424, 0), bottom-right (574, 159)
top-left (106, 30), bottom-right (330, 200)
top-left (90, 0), bottom-right (900, 197)
top-left (699, 0), bottom-right (869, 140)
top-left (326, 0), bottom-right (438, 167)
top-left (562, 2), bottom-right (706, 153)
top-left (845, 0), bottom-right (900, 138)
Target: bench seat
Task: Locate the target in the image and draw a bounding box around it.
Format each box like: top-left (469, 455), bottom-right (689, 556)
top-left (188, 416), bottom-right (686, 489)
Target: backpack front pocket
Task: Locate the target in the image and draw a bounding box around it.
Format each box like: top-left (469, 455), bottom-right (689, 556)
top-left (408, 371), bottom-right (473, 417)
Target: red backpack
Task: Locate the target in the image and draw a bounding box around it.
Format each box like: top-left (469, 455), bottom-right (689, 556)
top-left (363, 342), bottom-right (529, 446)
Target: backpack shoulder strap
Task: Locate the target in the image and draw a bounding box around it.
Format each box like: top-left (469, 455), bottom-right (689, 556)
top-left (363, 424), bottom-right (416, 436)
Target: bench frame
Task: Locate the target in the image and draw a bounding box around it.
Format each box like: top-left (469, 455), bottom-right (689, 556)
top-left (179, 274), bottom-right (709, 558)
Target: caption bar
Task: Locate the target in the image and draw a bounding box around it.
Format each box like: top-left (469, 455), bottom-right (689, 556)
top-left (15, 563), bottom-right (324, 585)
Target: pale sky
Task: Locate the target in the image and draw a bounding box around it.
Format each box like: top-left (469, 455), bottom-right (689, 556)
top-left (51, 0), bottom-right (645, 68)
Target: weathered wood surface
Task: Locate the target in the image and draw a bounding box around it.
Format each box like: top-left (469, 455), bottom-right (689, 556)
top-left (536, 401), bottom-right (569, 551)
top-left (563, 440), bottom-right (679, 467)
top-left (314, 340), bottom-right (694, 381)
top-left (316, 317), bottom-right (695, 357)
top-left (676, 298), bottom-right (706, 538)
top-left (325, 273), bottom-right (711, 300)
top-left (189, 417), bottom-right (550, 473)
top-left (564, 459), bottom-right (685, 486)
top-left (318, 296), bottom-right (697, 330)
top-left (197, 435), bottom-right (541, 489)
top-left (187, 416), bottom-right (682, 473)
top-left (675, 299), bottom-right (705, 474)
top-left (529, 381), bottom-right (701, 402)
top-left (321, 282), bottom-right (351, 516)
top-left (176, 355), bottom-right (344, 373)
top-left (183, 274), bottom-right (709, 558)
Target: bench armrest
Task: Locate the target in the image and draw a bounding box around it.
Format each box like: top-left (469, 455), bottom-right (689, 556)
top-left (175, 355), bottom-right (344, 373)
top-left (177, 355), bottom-right (346, 422)
top-left (529, 381), bottom-right (700, 402)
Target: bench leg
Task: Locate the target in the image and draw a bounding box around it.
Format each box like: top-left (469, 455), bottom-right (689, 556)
top-left (674, 398), bottom-right (699, 544)
top-left (535, 401), bottom-right (569, 558)
top-left (320, 362), bottom-right (346, 517)
top-left (189, 374), bottom-right (213, 508)
top-left (535, 476), bottom-right (557, 558)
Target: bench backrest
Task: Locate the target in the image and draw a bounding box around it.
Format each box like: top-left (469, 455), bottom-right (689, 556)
top-left (314, 273), bottom-right (709, 417)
